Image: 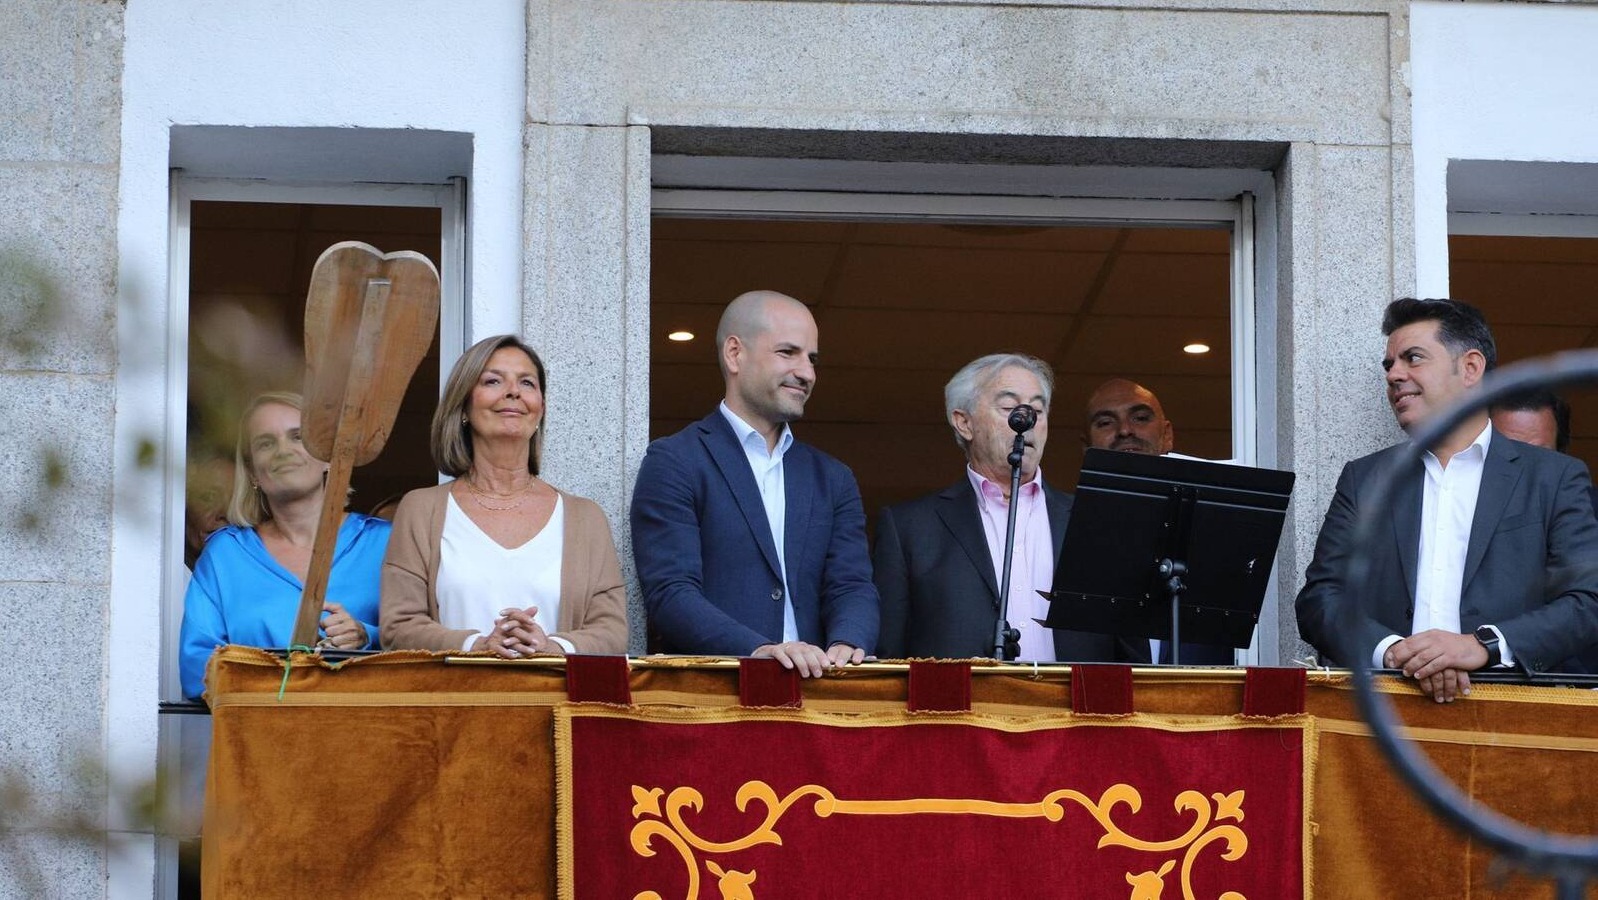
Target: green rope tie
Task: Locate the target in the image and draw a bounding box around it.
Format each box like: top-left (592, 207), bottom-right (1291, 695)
top-left (277, 644), bottom-right (317, 702)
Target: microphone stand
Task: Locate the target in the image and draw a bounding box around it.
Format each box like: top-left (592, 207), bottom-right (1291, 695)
top-left (993, 406), bottom-right (1036, 661)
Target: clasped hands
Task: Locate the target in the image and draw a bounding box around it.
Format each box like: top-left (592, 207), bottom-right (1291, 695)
top-left (472, 606), bottom-right (564, 659)
top-left (1383, 628), bottom-right (1490, 703)
top-left (751, 640), bottom-right (864, 678)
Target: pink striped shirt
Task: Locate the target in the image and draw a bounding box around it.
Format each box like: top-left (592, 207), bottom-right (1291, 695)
top-left (966, 466), bottom-right (1056, 662)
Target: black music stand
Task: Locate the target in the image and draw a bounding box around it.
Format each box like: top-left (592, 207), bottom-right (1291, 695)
top-left (1041, 449), bottom-right (1295, 665)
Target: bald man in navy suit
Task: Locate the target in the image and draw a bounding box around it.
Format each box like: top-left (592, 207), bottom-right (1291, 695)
top-left (632, 291), bottom-right (878, 677)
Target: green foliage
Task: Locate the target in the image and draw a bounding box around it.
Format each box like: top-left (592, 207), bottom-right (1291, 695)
top-left (0, 754), bottom-right (187, 897)
top-left (0, 246), bottom-right (71, 535)
top-left (0, 248), bottom-right (63, 366)
top-left (0, 246), bottom-right (182, 893)
top-left (42, 450), bottom-right (67, 488)
top-left (136, 439), bottom-right (157, 470)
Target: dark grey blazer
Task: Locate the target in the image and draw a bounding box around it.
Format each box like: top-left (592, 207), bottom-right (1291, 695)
top-left (872, 477), bottom-right (1148, 662)
top-left (1295, 435), bottom-right (1598, 673)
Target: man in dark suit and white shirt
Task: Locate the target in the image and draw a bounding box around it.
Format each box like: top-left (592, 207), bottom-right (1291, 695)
top-left (1490, 390), bottom-right (1598, 675)
top-left (1296, 298), bottom-right (1598, 702)
top-left (873, 353), bottom-right (1145, 662)
top-left (631, 291), bottom-right (878, 677)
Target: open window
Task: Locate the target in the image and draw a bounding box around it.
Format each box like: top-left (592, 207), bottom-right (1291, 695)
top-left (158, 176), bottom-right (464, 898)
top-left (649, 180), bottom-right (1268, 664)
top-left (166, 176), bottom-right (465, 699)
top-left (1448, 160), bottom-right (1598, 467)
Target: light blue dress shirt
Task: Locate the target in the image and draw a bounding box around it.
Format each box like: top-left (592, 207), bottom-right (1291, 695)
top-left (719, 401), bottom-right (798, 643)
top-left (179, 513), bottom-right (390, 699)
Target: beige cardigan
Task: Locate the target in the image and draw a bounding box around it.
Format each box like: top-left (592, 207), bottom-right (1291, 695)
top-left (379, 482), bottom-right (629, 654)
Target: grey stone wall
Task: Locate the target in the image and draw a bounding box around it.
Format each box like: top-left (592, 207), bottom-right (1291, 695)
top-left (0, 1), bottom-right (123, 896)
top-left (523, 122), bottom-right (654, 646)
top-left (526, 0), bottom-right (1416, 659)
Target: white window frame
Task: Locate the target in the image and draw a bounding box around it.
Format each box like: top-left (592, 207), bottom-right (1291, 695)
top-left (162, 175), bottom-right (466, 702)
top-left (650, 185), bottom-right (1273, 664)
top-left (155, 176), bottom-right (466, 898)
top-left (1449, 212), bottom-right (1598, 239)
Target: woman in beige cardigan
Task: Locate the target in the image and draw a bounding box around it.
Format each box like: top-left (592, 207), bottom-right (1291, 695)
top-left (380, 335), bottom-right (627, 656)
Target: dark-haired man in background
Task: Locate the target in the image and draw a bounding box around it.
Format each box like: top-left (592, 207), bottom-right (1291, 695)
top-left (1490, 388), bottom-right (1596, 516)
top-left (1296, 298), bottom-right (1598, 701)
top-left (1490, 388), bottom-right (1598, 674)
top-left (1491, 389), bottom-right (1570, 453)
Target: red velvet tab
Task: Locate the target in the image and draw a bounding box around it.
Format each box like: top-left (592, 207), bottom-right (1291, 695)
top-left (564, 655), bottom-right (632, 705)
top-left (1070, 664), bottom-right (1134, 714)
top-left (1243, 666), bottom-right (1306, 717)
top-left (739, 657), bottom-right (803, 708)
top-left (907, 660), bottom-right (972, 712)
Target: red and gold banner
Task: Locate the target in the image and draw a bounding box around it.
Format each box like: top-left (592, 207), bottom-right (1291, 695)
top-left (556, 707), bottom-right (1310, 900)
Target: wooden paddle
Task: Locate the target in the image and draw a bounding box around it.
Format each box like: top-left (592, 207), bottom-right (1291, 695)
top-left (291, 241), bottom-right (440, 648)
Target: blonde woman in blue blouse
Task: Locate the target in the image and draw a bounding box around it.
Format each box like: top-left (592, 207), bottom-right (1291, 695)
top-left (179, 392), bottom-right (390, 700)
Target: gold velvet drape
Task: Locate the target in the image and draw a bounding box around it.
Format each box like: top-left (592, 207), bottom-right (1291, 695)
top-left (203, 647), bottom-right (1598, 898)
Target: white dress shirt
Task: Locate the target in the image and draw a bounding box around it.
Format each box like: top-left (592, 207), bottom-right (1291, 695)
top-left (719, 402), bottom-right (798, 643)
top-left (1373, 423), bottom-right (1511, 667)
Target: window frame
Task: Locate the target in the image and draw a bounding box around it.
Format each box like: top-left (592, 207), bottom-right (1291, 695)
top-left (650, 183), bottom-right (1273, 664)
top-left (162, 175), bottom-right (466, 700)
top-left (1449, 212), bottom-right (1598, 239)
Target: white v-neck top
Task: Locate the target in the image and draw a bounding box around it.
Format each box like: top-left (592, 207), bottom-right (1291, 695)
top-left (437, 492), bottom-right (564, 650)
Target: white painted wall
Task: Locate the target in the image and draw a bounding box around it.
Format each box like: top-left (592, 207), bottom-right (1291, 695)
top-left (112, 2), bottom-right (526, 895)
top-left (1411, 0), bottom-right (1598, 294)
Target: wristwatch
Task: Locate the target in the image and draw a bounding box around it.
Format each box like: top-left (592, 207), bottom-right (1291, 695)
top-left (1474, 625), bottom-right (1502, 668)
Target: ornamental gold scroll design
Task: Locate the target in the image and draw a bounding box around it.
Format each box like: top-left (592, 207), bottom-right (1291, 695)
top-left (627, 781), bottom-right (1249, 900)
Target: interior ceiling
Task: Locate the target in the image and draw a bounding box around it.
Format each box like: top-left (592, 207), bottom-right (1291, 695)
top-left (650, 218), bottom-right (1234, 520)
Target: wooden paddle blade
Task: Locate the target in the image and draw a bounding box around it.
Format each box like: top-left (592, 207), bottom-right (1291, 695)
top-left (302, 241), bottom-right (440, 465)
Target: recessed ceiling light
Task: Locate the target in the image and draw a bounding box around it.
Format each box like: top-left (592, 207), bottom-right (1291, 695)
top-left (667, 330), bottom-right (695, 342)
top-left (1183, 343), bottom-right (1210, 355)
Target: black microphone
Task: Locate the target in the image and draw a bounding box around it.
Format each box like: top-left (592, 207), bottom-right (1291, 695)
top-left (1008, 405), bottom-right (1037, 434)
top-left (995, 404), bottom-right (1038, 661)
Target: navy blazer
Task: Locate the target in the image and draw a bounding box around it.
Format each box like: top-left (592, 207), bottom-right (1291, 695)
top-left (873, 477), bottom-right (1151, 663)
top-left (1296, 435), bottom-right (1598, 673)
top-left (631, 411), bottom-right (879, 656)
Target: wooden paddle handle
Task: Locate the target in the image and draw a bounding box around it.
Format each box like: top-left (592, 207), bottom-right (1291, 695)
top-left (291, 278), bottom-right (391, 648)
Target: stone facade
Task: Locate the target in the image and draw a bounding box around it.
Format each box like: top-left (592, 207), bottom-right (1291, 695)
top-left (2, 0), bottom-right (1452, 895)
top-left (525, 0), bottom-right (1416, 663)
top-left (0, 1), bottom-right (125, 896)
